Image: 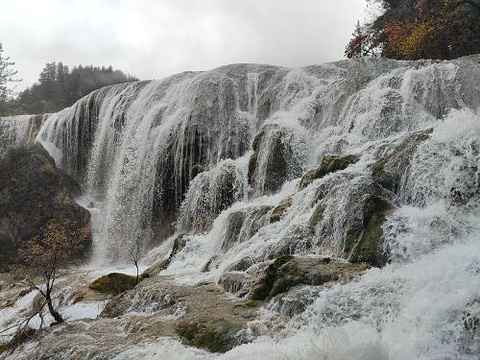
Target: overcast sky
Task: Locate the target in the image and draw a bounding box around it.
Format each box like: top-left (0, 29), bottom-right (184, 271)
top-left (1, 0), bottom-right (367, 91)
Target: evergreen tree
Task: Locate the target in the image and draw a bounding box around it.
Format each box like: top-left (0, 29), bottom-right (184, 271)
top-left (16, 63), bottom-right (137, 114)
top-left (0, 43), bottom-right (21, 116)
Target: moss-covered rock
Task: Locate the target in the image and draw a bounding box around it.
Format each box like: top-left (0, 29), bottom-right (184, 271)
top-left (270, 197), bottom-right (293, 223)
top-left (221, 206), bottom-right (273, 251)
top-left (250, 255), bottom-right (293, 300)
top-left (153, 234), bottom-right (189, 272)
top-left (89, 273), bottom-right (137, 295)
top-left (177, 318), bottom-right (243, 353)
top-left (299, 154), bottom-right (360, 190)
top-left (308, 202), bottom-right (325, 233)
top-left (222, 211), bottom-right (246, 250)
top-left (349, 195), bottom-right (394, 267)
top-left (371, 129), bottom-right (432, 192)
top-left (251, 256), bottom-right (368, 300)
top-left (228, 256), bottom-right (255, 272)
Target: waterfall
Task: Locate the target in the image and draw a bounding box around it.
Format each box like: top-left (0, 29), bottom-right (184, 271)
top-left (2, 55), bottom-right (480, 358)
top-left (14, 57), bottom-right (476, 266)
top-left (0, 114), bottom-right (49, 155)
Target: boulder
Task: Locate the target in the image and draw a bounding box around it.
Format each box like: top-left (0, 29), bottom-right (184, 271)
top-left (89, 273), bottom-right (138, 295)
top-left (307, 176), bottom-right (396, 267)
top-left (299, 154), bottom-right (360, 190)
top-left (371, 129), bottom-right (432, 192)
top-left (176, 318), bottom-right (243, 353)
top-left (0, 144), bottom-right (92, 271)
top-left (248, 125), bottom-right (303, 195)
top-left (348, 195), bottom-right (395, 267)
top-left (221, 206), bottom-right (272, 251)
top-left (250, 255), bottom-right (368, 300)
top-left (270, 197), bottom-right (293, 223)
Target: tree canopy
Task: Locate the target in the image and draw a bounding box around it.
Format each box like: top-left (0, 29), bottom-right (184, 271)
top-left (346, 0), bottom-right (480, 60)
top-left (16, 62), bottom-right (137, 115)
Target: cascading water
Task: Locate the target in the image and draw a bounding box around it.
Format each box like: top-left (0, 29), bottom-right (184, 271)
top-left (0, 114), bottom-right (48, 154)
top-left (2, 55), bottom-right (480, 359)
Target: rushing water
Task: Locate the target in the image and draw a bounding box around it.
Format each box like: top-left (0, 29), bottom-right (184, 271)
top-left (1, 55), bottom-right (480, 359)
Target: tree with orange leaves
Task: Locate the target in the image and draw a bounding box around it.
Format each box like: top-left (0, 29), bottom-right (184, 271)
top-left (17, 221), bottom-right (85, 324)
top-left (347, 0), bottom-right (480, 60)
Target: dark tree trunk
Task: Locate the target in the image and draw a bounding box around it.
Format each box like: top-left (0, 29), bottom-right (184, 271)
top-left (46, 293), bottom-right (64, 324)
top-left (135, 262), bottom-right (139, 285)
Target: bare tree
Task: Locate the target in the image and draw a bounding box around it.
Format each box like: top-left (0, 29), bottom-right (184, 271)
top-left (17, 221), bottom-right (85, 324)
top-left (127, 237), bottom-right (142, 285)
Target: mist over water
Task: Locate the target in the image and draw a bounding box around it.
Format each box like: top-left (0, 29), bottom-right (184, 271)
top-left (2, 56), bottom-right (480, 358)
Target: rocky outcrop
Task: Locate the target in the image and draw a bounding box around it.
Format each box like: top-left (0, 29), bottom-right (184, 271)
top-left (299, 154), bottom-right (360, 190)
top-left (177, 160), bottom-right (246, 234)
top-left (270, 197), bottom-right (293, 223)
top-left (250, 255), bottom-right (368, 300)
top-left (371, 129), bottom-right (432, 193)
top-left (347, 194), bottom-right (395, 266)
top-left (248, 125), bottom-right (303, 195)
top-left (177, 318), bottom-right (244, 353)
top-left (221, 206), bottom-right (272, 251)
top-left (0, 144), bottom-right (92, 271)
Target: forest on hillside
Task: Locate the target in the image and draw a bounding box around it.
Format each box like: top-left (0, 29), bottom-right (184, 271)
top-left (0, 59), bottom-right (136, 116)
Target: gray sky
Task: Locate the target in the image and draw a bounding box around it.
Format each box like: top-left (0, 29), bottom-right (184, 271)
top-left (1, 0), bottom-right (366, 91)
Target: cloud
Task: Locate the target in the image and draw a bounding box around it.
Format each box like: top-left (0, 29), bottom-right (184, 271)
top-left (0, 0), bottom-right (366, 90)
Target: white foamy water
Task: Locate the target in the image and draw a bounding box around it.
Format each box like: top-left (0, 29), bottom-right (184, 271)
top-left (1, 56), bottom-right (480, 359)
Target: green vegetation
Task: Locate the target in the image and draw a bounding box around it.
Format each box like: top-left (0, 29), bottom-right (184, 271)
top-left (244, 299), bottom-right (263, 308)
top-left (1, 61), bottom-right (137, 116)
top-left (89, 273), bottom-right (138, 295)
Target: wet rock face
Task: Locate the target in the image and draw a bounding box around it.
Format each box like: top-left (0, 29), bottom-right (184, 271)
top-left (177, 318), bottom-right (244, 353)
top-left (0, 114), bottom-right (47, 155)
top-left (299, 154), bottom-right (360, 190)
top-left (250, 255), bottom-right (368, 300)
top-left (0, 144), bottom-right (92, 271)
top-left (218, 271), bottom-right (248, 297)
top-left (177, 160), bottom-right (247, 234)
top-left (307, 172), bottom-right (396, 267)
top-left (248, 125), bottom-right (304, 195)
top-left (371, 129), bottom-right (432, 193)
top-left (347, 194), bottom-right (395, 267)
top-left (221, 206), bottom-right (272, 251)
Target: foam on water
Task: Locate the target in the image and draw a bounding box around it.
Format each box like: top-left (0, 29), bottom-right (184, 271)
top-left (2, 56), bottom-right (480, 358)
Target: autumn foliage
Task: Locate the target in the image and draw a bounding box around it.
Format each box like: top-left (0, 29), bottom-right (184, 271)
top-left (346, 0), bottom-right (480, 60)
top-left (17, 221), bottom-right (85, 324)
